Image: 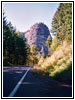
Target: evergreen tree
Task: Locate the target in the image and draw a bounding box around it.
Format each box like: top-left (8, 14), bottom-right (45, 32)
top-left (3, 12), bottom-right (28, 66)
top-left (46, 36), bottom-right (52, 49)
top-left (3, 12), bottom-right (13, 65)
top-left (51, 3), bottom-right (72, 44)
top-left (28, 45), bottom-right (39, 65)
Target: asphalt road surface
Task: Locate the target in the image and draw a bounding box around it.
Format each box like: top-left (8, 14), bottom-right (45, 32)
top-left (3, 66), bottom-right (72, 97)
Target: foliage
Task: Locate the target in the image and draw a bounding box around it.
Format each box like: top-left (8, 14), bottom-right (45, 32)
top-left (50, 38), bottom-right (60, 54)
top-left (33, 3), bottom-right (72, 84)
top-left (26, 45), bottom-right (39, 65)
top-left (33, 66), bottom-right (45, 76)
top-left (50, 62), bottom-right (72, 84)
top-left (38, 56), bottom-right (45, 67)
top-left (33, 41), bottom-right (72, 84)
top-left (46, 36), bottom-right (52, 49)
top-left (51, 3), bottom-right (72, 43)
top-left (30, 45), bottom-right (38, 55)
top-left (3, 12), bottom-right (28, 66)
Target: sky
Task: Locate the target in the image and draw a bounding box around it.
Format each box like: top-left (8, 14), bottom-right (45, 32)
top-left (3, 3), bottom-right (59, 32)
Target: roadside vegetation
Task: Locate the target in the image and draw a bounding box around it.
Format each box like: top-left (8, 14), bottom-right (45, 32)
top-left (3, 12), bottom-right (28, 66)
top-left (3, 3), bottom-right (72, 84)
top-left (33, 41), bottom-right (72, 84)
top-left (3, 12), bottom-right (39, 66)
top-left (33, 3), bottom-right (72, 84)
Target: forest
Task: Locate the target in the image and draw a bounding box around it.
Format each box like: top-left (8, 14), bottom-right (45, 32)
top-left (3, 3), bottom-right (72, 84)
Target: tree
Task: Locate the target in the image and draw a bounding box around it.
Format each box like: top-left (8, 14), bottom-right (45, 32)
top-left (30, 45), bottom-right (38, 56)
top-left (3, 12), bottom-right (28, 66)
top-left (51, 3), bottom-right (72, 44)
top-left (3, 12), bottom-right (13, 65)
top-left (27, 45), bottom-right (39, 65)
top-left (46, 36), bottom-right (52, 50)
top-left (50, 38), bottom-right (59, 54)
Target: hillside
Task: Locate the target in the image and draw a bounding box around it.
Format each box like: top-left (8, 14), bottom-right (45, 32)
top-left (33, 41), bottom-right (72, 84)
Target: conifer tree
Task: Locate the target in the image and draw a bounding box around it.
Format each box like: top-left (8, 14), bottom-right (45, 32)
top-left (3, 12), bottom-right (28, 66)
top-left (51, 3), bottom-right (72, 44)
top-left (46, 36), bottom-right (52, 49)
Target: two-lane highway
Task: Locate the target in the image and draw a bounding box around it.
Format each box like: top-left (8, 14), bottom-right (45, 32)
top-left (3, 66), bottom-right (72, 97)
top-left (3, 66), bottom-right (32, 97)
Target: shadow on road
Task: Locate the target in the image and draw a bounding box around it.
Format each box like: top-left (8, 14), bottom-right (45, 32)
top-left (3, 66), bottom-right (72, 97)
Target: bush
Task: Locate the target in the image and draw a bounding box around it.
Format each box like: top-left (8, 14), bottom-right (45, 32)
top-left (3, 57), bottom-right (11, 66)
top-left (50, 38), bottom-right (59, 54)
top-left (51, 65), bottom-right (72, 84)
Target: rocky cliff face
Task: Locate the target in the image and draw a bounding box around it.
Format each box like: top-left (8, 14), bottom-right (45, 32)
top-left (24, 23), bottom-right (51, 55)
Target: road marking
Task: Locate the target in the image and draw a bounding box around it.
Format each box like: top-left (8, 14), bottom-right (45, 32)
top-left (8, 67), bottom-right (31, 97)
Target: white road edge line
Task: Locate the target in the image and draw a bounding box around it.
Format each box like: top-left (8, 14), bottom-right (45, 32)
top-left (8, 67), bottom-right (32, 97)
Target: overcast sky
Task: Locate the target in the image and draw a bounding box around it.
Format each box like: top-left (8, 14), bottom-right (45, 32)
top-left (3, 2), bottom-right (59, 32)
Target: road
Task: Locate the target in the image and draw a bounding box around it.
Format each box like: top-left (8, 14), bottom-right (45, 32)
top-left (3, 66), bottom-right (72, 97)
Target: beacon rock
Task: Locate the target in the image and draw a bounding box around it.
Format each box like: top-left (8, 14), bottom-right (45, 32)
top-left (24, 23), bottom-right (51, 55)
